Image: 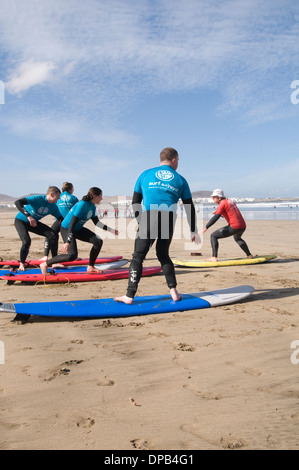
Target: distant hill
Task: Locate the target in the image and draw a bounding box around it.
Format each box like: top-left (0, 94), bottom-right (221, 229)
top-left (191, 190), bottom-right (212, 198)
top-left (0, 193), bottom-right (17, 203)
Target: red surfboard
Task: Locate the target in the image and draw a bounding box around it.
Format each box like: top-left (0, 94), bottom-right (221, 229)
top-left (0, 256), bottom-right (123, 268)
top-left (0, 266), bottom-right (162, 284)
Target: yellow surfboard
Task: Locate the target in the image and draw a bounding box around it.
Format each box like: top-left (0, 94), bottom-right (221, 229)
top-left (172, 255), bottom-right (277, 268)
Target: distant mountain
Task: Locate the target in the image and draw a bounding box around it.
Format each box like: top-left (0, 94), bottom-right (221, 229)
top-left (0, 193), bottom-right (17, 203)
top-left (191, 190), bottom-right (212, 198)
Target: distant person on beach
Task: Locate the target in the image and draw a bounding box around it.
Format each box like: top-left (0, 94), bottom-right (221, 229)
top-left (14, 186), bottom-right (63, 271)
top-left (43, 182), bottom-right (79, 259)
top-left (40, 187), bottom-right (118, 275)
top-left (201, 189), bottom-right (253, 262)
top-left (115, 147), bottom-right (200, 305)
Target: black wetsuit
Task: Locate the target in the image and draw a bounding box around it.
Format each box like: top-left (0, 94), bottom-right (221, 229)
top-left (14, 197), bottom-right (62, 264)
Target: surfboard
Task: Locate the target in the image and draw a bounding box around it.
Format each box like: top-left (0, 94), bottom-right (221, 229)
top-left (0, 265), bottom-right (162, 284)
top-left (0, 285), bottom-right (254, 318)
top-left (0, 256), bottom-right (123, 268)
top-left (172, 255), bottom-right (277, 268)
top-left (0, 259), bottom-right (129, 276)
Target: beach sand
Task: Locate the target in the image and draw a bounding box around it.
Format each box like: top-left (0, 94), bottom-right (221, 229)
top-left (0, 211), bottom-right (298, 450)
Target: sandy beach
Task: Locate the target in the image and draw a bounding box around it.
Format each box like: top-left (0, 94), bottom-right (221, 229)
top-left (0, 210), bottom-right (298, 450)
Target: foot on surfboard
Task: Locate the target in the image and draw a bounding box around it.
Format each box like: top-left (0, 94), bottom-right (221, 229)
top-left (170, 288), bottom-right (182, 301)
top-left (114, 295), bottom-right (134, 305)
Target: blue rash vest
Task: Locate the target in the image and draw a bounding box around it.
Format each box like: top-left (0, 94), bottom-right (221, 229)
top-left (134, 165), bottom-right (192, 212)
top-left (61, 200), bottom-right (97, 232)
top-left (16, 195), bottom-right (62, 224)
top-left (57, 191), bottom-right (79, 219)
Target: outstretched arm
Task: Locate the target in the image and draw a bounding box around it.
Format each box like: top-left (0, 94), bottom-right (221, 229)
top-left (202, 213), bottom-right (221, 233)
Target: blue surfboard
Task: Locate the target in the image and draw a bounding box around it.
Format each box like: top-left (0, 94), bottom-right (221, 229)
top-left (0, 285), bottom-right (254, 319)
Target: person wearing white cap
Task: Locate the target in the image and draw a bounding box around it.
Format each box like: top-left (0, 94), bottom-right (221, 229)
top-left (201, 189), bottom-right (253, 262)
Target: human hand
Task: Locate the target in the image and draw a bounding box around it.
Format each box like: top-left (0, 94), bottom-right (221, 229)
top-left (61, 242), bottom-right (70, 254)
top-left (28, 216), bottom-right (37, 227)
top-left (191, 232), bottom-right (201, 245)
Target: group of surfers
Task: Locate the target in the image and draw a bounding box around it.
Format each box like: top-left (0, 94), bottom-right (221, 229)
top-left (13, 147), bottom-right (253, 304)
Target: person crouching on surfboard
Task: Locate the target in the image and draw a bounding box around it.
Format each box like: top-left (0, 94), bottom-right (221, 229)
top-left (14, 186), bottom-right (63, 271)
top-left (40, 187), bottom-right (118, 275)
top-left (201, 189), bottom-right (253, 262)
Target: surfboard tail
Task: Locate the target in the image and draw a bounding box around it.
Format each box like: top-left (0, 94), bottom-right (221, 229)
top-left (0, 302), bottom-right (16, 313)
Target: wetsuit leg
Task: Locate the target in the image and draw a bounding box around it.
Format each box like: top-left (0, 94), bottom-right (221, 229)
top-left (75, 227), bottom-right (103, 266)
top-left (156, 211), bottom-right (176, 289)
top-left (44, 220), bottom-right (60, 257)
top-left (15, 219), bottom-right (58, 263)
top-left (126, 211), bottom-right (155, 299)
top-left (45, 226), bottom-right (78, 266)
top-left (126, 211), bottom-right (176, 298)
top-left (233, 229), bottom-right (252, 256)
top-left (211, 226), bottom-right (251, 257)
top-left (210, 225), bottom-right (235, 258)
top-left (15, 218), bottom-right (31, 263)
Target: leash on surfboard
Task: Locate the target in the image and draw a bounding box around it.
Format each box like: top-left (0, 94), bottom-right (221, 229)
top-left (35, 274), bottom-right (71, 287)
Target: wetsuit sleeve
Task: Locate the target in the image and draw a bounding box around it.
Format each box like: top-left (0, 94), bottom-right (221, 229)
top-left (182, 197), bottom-right (197, 233)
top-left (206, 213), bottom-right (221, 229)
top-left (91, 216), bottom-right (108, 231)
top-left (66, 215), bottom-right (79, 243)
top-left (14, 198), bottom-right (30, 217)
top-left (132, 191), bottom-right (143, 223)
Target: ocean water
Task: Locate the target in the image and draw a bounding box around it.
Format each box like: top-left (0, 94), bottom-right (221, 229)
top-left (201, 202), bottom-right (299, 221)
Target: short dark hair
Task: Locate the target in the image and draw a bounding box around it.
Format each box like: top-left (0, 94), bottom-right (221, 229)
top-left (160, 147), bottom-right (178, 162)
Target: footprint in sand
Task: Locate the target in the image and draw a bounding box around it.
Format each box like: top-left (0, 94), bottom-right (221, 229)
top-left (130, 438), bottom-right (150, 450)
top-left (183, 383), bottom-right (224, 400)
top-left (244, 368), bottom-right (262, 376)
top-left (175, 343), bottom-right (195, 352)
top-left (39, 359), bottom-right (83, 381)
top-left (97, 377), bottom-right (115, 386)
top-left (76, 417), bottom-right (95, 428)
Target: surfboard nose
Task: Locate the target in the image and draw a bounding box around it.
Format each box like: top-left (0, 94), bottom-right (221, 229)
top-left (0, 303), bottom-right (16, 313)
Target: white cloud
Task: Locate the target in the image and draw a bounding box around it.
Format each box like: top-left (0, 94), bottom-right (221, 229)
top-left (6, 60), bottom-right (56, 95)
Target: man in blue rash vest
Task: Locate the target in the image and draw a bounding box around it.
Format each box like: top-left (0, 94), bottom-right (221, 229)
top-left (40, 187), bottom-right (118, 275)
top-left (115, 147), bottom-right (201, 304)
top-left (43, 182), bottom-right (79, 259)
top-left (14, 186), bottom-right (63, 271)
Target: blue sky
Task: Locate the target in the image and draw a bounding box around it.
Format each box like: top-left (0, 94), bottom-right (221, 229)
top-left (1, 0), bottom-right (299, 199)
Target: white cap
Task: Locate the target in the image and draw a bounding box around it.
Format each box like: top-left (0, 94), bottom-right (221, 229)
top-left (211, 188), bottom-right (225, 198)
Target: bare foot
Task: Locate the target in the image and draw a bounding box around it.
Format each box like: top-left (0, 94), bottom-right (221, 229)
top-left (19, 263), bottom-right (26, 271)
top-left (40, 262), bottom-right (48, 275)
top-left (39, 256), bottom-right (48, 262)
top-left (248, 255), bottom-right (254, 259)
top-left (114, 295), bottom-right (134, 304)
top-left (52, 263), bottom-right (65, 268)
top-left (170, 288), bottom-right (182, 301)
top-left (87, 266), bottom-right (103, 274)
top-left (204, 257), bottom-right (218, 262)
